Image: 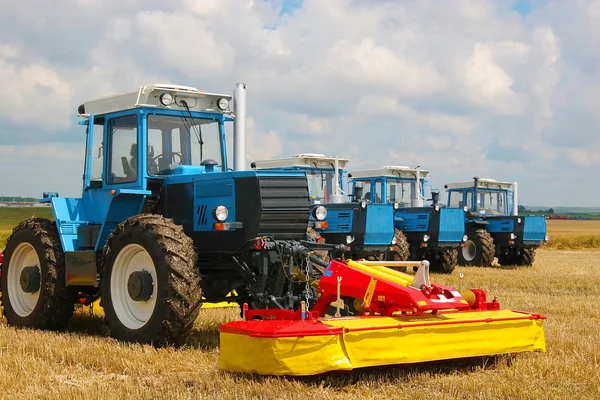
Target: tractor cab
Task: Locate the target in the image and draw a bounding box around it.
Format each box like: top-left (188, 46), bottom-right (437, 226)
top-left (349, 166), bottom-right (466, 274)
top-left (350, 166), bottom-right (430, 208)
top-left (444, 178), bottom-right (548, 267)
top-left (251, 153), bottom-right (350, 205)
top-left (251, 154), bottom-right (399, 261)
top-left (445, 178), bottom-right (515, 216)
top-left (80, 84), bottom-right (231, 190)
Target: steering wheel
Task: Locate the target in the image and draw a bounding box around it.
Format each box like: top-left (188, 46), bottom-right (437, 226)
top-left (151, 152), bottom-right (183, 165)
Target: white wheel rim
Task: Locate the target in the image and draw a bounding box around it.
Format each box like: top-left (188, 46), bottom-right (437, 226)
top-left (110, 244), bottom-right (158, 330)
top-left (462, 240), bottom-right (477, 262)
top-left (7, 242), bottom-right (41, 317)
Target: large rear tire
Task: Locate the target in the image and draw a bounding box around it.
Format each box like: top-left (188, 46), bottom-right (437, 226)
top-left (458, 229), bottom-right (495, 267)
top-left (429, 248), bottom-right (458, 274)
top-left (101, 214), bottom-right (202, 346)
top-left (0, 218), bottom-right (74, 330)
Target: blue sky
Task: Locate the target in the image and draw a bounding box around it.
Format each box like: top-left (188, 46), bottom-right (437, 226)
top-left (0, 0), bottom-right (599, 207)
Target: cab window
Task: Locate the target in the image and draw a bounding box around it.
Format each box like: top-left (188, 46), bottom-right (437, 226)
top-left (108, 115), bottom-right (138, 184)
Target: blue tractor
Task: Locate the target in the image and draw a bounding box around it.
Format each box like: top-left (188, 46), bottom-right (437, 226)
top-left (250, 154), bottom-right (405, 262)
top-left (445, 178), bottom-right (548, 267)
top-left (0, 83), bottom-right (343, 344)
top-left (349, 166), bottom-right (467, 274)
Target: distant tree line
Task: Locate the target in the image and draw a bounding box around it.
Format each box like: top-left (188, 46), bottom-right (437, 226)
top-left (0, 197), bottom-right (38, 202)
top-left (518, 205), bottom-right (554, 214)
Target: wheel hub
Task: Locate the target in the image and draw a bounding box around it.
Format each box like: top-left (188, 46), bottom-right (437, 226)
top-left (127, 270), bottom-right (154, 301)
top-left (19, 266), bottom-right (41, 293)
top-left (462, 240), bottom-right (476, 261)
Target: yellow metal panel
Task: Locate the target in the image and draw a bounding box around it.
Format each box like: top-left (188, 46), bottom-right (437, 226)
top-left (219, 332), bottom-right (353, 375)
top-left (202, 301), bottom-right (238, 309)
top-left (219, 310), bottom-right (546, 376)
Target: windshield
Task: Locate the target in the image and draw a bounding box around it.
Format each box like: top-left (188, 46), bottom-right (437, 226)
top-left (146, 114), bottom-right (222, 175)
top-left (386, 181), bottom-right (414, 207)
top-left (476, 190), bottom-right (508, 215)
top-left (449, 191), bottom-right (464, 208)
top-left (306, 170), bottom-right (340, 204)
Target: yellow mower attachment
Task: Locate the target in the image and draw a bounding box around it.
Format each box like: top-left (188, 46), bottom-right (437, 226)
top-left (219, 259), bottom-right (546, 376)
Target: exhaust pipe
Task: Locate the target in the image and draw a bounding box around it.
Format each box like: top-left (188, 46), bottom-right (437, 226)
top-left (233, 83), bottom-right (247, 171)
top-left (473, 176), bottom-right (479, 211)
top-left (329, 156), bottom-right (345, 203)
top-left (411, 166), bottom-right (424, 207)
top-left (512, 181), bottom-right (519, 216)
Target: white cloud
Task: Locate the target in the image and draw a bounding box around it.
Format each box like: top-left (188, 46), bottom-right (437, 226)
top-left (327, 38), bottom-right (446, 95)
top-left (457, 43), bottom-right (522, 114)
top-left (0, 0), bottom-right (599, 206)
top-left (0, 44), bottom-right (74, 130)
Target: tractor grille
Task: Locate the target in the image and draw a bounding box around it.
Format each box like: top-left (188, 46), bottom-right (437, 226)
top-left (257, 176), bottom-right (311, 240)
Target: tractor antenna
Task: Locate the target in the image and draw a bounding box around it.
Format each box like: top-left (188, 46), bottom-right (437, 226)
top-left (181, 100), bottom-right (204, 161)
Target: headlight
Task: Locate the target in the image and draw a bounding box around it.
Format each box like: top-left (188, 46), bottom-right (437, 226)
top-left (213, 205), bottom-right (229, 222)
top-left (434, 205), bottom-right (440, 211)
top-left (510, 233), bottom-right (516, 240)
top-left (393, 202), bottom-right (399, 210)
top-left (423, 234), bottom-right (430, 242)
top-left (217, 98), bottom-right (229, 111)
top-left (159, 93), bottom-right (174, 106)
top-left (346, 235), bottom-right (355, 244)
top-left (313, 205), bottom-right (327, 221)
top-left (517, 218), bottom-right (522, 224)
top-left (391, 236), bottom-right (397, 245)
top-left (462, 235), bottom-right (468, 242)
top-left (359, 200), bottom-right (367, 209)
top-left (463, 206), bottom-right (469, 212)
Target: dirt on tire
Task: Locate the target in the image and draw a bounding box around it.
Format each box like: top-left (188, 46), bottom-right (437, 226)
top-left (0, 218), bottom-right (74, 330)
top-left (101, 214), bottom-right (202, 346)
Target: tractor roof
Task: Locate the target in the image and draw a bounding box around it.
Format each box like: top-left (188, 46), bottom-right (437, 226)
top-left (251, 154), bottom-right (350, 170)
top-left (350, 166), bottom-right (430, 180)
top-left (445, 178), bottom-right (514, 190)
top-left (78, 84), bottom-right (233, 117)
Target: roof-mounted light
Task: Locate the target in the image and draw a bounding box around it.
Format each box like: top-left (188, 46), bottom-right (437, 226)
top-left (159, 93), bottom-right (174, 106)
top-left (217, 98), bottom-right (229, 111)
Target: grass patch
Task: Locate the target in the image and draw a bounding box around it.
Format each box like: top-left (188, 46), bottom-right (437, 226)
top-left (0, 230), bottom-right (9, 250)
top-left (0, 206), bottom-right (53, 231)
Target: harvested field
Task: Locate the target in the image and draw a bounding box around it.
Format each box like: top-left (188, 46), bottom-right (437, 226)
top-left (1, 209), bottom-right (599, 399)
top-left (1, 249), bottom-right (599, 399)
top-left (545, 220), bottom-right (600, 249)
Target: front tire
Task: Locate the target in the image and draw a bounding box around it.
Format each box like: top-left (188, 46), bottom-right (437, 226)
top-left (385, 229), bottom-right (410, 262)
top-left (101, 214), bottom-right (202, 345)
top-left (429, 248), bottom-right (458, 274)
top-left (0, 218), bottom-right (74, 330)
top-left (517, 248), bottom-right (536, 266)
top-left (458, 229), bottom-right (495, 267)
top-left (498, 248), bottom-right (536, 267)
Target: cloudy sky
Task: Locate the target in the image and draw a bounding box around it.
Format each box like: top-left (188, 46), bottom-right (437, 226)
top-left (0, 0), bottom-right (598, 207)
